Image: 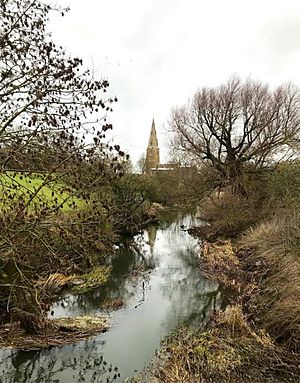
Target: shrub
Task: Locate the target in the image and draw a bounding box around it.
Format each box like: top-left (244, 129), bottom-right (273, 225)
top-left (197, 191), bottom-right (270, 239)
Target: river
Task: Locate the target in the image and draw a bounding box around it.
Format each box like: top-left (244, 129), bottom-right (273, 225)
top-left (0, 213), bottom-right (227, 383)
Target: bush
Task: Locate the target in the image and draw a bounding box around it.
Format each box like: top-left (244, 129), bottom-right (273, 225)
top-left (197, 191), bottom-right (270, 239)
top-left (96, 174), bottom-right (156, 235)
top-left (265, 161), bottom-right (300, 208)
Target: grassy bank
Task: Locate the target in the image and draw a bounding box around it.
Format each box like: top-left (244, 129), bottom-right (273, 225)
top-left (147, 165), bottom-right (300, 382)
top-left (0, 169), bottom-right (167, 349)
top-left (148, 230), bottom-right (300, 382)
top-left (153, 306), bottom-right (298, 383)
top-left (0, 172), bottom-right (82, 212)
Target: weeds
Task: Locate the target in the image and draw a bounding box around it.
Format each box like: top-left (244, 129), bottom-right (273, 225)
top-left (153, 306), bottom-right (300, 383)
top-left (240, 212), bottom-right (300, 351)
top-left (192, 192), bottom-right (270, 240)
top-left (198, 240), bottom-right (243, 291)
top-left (0, 315), bottom-right (108, 351)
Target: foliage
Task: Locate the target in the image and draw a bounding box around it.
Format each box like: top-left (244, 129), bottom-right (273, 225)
top-left (98, 174), bottom-right (155, 235)
top-left (134, 166), bottom-right (217, 208)
top-left (0, 0), bottom-right (127, 331)
top-left (194, 191), bottom-right (269, 239)
top-left (264, 161), bottom-right (300, 208)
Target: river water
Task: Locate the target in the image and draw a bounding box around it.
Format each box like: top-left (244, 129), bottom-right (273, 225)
top-left (0, 214), bottom-right (227, 383)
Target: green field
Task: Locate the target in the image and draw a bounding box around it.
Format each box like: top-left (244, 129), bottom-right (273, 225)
top-left (0, 172), bottom-right (82, 213)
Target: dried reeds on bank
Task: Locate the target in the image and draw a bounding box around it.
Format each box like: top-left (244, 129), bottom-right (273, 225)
top-left (0, 315), bottom-right (108, 351)
top-left (153, 306), bottom-right (299, 383)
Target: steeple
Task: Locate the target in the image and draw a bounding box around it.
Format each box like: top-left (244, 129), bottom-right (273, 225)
top-left (145, 118), bottom-right (160, 172)
top-left (148, 118), bottom-right (158, 147)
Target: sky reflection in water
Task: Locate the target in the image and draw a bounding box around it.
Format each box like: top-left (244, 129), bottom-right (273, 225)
top-left (0, 214), bottom-right (227, 383)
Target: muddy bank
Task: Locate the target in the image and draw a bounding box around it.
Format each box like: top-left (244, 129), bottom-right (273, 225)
top-left (0, 214), bottom-right (228, 382)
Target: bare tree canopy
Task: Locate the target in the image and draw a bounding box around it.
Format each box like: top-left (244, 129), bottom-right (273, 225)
top-left (0, 0), bottom-right (123, 172)
top-left (170, 76), bottom-right (300, 180)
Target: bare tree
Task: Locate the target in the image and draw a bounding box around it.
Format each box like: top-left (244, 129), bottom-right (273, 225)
top-left (136, 153), bottom-right (146, 174)
top-left (0, 0), bottom-right (127, 331)
top-left (170, 77), bottom-right (300, 183)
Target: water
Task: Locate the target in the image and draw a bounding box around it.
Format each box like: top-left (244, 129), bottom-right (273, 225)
top-left (0, 214), bottom-right (227, 383)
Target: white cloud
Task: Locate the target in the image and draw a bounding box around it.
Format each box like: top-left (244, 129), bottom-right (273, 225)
top-left (49, 0), bottom-right (300, 163)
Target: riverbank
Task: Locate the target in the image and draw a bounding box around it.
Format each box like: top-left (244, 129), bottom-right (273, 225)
top-left (0, 214), bottom-right (226, 382)
top-left (150, 212), bottom-right (300, 382)
top-left (0, 316), bottom-right (108, 351)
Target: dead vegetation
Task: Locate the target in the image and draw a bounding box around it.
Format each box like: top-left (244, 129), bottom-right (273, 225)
top-left (198, 240), bottom-right (243, 291)
top-left (38, 266), bottom-right (112, 296)
top-left (195, 210), bottom-right (300, 353)
top-left (0, 315), bottom-right (108, 351)
top-left (240, 213), bottom-right (300, 351)
top-left (189, 192), bottom-right (269, 240)
top-left (100, 298), bottom-right (124, 311)
top-left (153, 306), bottom-right (300, 383)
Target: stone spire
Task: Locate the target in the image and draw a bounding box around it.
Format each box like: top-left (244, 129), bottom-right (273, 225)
top-left (145, 118), bottom-right (160, 172)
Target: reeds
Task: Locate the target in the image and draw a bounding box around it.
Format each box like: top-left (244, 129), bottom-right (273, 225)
top-left (241, 212), bottom-right (300, 351)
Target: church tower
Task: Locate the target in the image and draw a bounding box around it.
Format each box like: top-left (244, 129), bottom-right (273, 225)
top-left (145, 119), bottom-right (160, 172)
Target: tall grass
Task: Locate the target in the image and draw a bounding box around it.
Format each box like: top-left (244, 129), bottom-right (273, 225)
top-left (241, 212), bottom-right (300, 351)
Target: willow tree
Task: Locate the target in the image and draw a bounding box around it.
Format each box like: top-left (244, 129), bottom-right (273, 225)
top-left (170, 77), bottom-right (300, 185)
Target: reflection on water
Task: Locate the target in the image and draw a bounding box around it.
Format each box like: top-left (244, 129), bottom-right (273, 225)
top-left (0, 214), bottom-right (228, 383)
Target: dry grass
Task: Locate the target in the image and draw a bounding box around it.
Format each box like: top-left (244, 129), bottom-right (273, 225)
top-left (100, 298), bottom-right (124, 310)
top-left (152, 305), bottom-right (300, 383)
top-left (0, 315), bottom-right (108, 351)
top-left (196, 212), bottom-right (300, 352)
top-left (37, 266), bottom-right (112, 296)
top-left (37, 272), bottom-right (78, 293)
top-left (240, 213), bottom-right (300, 351)
top-left (199, 240), bottom-right (243, 291)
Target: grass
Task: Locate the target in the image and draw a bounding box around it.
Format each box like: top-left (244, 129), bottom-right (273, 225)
top-left (199, 240), bottom-right (243, 291)
top-left (194, 208), bottom-right (300, 352)
top-left (0, 315), bottom-right (108, 351)
top-left (150, 306), bottom-right (299, 383)
top-left (38, 266), bottom-right (112, 295)
top-left (240, 213), bottom-right (300, 351)
top-left (71, 266), bottom-right (112, 293)
top-left (0, 171), bottom-right (83, 213)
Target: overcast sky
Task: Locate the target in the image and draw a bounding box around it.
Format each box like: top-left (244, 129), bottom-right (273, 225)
top-left (49, 0), bottom-right (300, 164)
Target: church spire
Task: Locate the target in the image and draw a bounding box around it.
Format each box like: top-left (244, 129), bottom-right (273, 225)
top-left (145, 118), bottom-right (160, 172)
top-left (148, 118), bottom-right (158, 147)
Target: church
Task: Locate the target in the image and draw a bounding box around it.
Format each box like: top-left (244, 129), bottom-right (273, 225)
top-left (145, 119), bottom-right (173, 173)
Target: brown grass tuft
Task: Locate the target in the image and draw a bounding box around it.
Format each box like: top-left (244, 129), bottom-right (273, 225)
top-left (240, 212), bottom-right (300, 351)
top-left (199, 240), bottom-right (243, 291)
top-left (152, 305), bottom-right (298, 383)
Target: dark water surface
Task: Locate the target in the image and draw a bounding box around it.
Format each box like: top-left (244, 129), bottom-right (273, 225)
top-left (0, 214), bottom-right (227, 382)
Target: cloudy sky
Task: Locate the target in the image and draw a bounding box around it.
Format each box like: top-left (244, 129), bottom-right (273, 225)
top-left (49, 0), bottom-right (300, 164)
